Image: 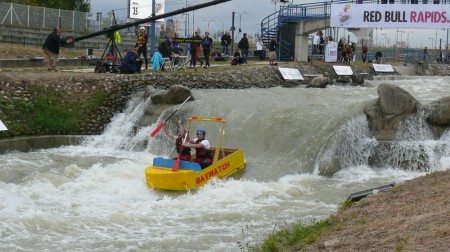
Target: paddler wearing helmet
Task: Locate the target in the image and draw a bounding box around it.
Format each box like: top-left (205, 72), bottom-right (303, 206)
top-left (183, 128), bottom-right (212, 169)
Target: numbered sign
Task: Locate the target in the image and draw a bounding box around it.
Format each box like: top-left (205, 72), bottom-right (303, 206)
top-left (129, 0), bottom-right (165, 20)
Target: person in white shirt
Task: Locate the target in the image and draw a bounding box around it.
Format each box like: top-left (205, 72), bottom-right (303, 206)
top-left (312, 32), bottom-right (321, 55)
top-left (256, 39), bottom-right (263, 51)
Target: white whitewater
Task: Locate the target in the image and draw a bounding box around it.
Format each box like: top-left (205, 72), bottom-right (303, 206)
top-left (0, 76), bottom-right (449, 251)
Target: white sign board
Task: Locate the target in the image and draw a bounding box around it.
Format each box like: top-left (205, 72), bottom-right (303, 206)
top-left (325, 42), bottom-right (338, 63)
top-left (278, 67), bottom-right (304, 80)
top-left (372, 64), bottom-right (395, 72)
top-left (333, 65), bottom-right (353, 76)
top-left (331, 3), bottom-right (450, 29)
top-left (0, 120), bottom-right (7, 131)
top-left (129, 0), bottom-right (165, 20)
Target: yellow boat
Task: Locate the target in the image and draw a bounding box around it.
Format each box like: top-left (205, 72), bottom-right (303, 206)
top-left (145, 116), bottom-right (246, 191)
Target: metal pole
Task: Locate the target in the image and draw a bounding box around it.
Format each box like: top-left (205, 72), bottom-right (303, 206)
top-left (231, 12), bottom-right (235, 55)
top-left (446, 28), bottom-right (449, 63)
top-left (151, 0), bottom-right (156, 55)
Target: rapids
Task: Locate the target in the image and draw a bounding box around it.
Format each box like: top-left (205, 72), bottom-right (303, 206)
top-left (0, 76), bottom-right (449, 251)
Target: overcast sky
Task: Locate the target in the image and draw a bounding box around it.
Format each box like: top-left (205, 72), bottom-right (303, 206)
top-left (89, 0), bottom-right (448, 48)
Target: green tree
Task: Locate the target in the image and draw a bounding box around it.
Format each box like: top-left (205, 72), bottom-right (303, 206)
top-left (0, 0), bottom-right (90, 12)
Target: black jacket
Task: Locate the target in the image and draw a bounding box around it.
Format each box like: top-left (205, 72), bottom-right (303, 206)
top-left (42, 31), bottom-right (66, 54)
top-left (158, 39), bottom-right (173, 58)
top-left (238, 37), bottom-right (249, 50)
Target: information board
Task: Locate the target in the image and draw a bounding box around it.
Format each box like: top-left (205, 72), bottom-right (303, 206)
top-left (333, 65), bottom-right (353, 76)
top-left (278, 67), bottom-right (304, 80)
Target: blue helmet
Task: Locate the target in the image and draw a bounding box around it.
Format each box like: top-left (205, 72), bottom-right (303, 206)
top-left (196, 128), bottom-right (206, 137)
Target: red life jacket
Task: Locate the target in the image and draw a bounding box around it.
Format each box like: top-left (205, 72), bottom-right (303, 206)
top-left (176, 137), bottom-right (191, 156)
top-left (194, 139), bottom-right (212, 159)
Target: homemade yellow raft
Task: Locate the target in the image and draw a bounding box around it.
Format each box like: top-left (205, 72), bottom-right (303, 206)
top-left (145, 116), bottom-right (246, 191)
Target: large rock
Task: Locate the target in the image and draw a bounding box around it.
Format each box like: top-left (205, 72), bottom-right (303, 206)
top-left (425, 96), bottom-right (450, 126)
top-left (151, 85), bottom-right (193, 104)
top-left (350, 74), bottom-right (365, 85)
top-left (308, 76), bottom-right (331, 88)
top-left (378, 83), bottom-right (418, 117)
top-left (364, 84), bottom-right (418, 141)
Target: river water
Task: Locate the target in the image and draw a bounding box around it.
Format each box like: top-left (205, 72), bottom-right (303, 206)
top-left (1, 76), bottom-right (449, 251)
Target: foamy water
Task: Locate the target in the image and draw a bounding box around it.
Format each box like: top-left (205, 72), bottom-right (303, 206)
top-left (0, 76), bottom-right (449, 251)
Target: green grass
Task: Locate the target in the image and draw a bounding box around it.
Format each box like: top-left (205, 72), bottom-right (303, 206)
top-left (0, 86), bottom-right (108, 137)
top-left (246, 219), bottom-right (339, 252)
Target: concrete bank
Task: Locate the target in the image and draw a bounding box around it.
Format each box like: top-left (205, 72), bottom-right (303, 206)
top-left (0, 135), bottom-right (84, 154)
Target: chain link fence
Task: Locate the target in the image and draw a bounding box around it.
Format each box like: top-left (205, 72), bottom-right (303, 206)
top-left (0, 2), bottom-right (90, 31)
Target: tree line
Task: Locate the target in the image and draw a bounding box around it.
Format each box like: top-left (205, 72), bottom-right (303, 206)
top-left (0, 0), bottom-right (90, 12)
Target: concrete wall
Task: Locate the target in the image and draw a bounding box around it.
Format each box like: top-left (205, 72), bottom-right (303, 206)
top-left (0, 135), bottom-right (84, 154)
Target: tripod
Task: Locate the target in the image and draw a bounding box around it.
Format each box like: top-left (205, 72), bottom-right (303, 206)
top-left (94, 33), bottom-right (123, 73)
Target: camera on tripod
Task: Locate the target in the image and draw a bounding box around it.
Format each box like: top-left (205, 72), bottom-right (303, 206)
top-left (104, 26), bottom-right (119, 40)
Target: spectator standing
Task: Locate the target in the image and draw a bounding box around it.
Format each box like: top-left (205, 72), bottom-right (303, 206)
top-left (238, 33), bottom-right (249, 64)
top-left (423, 47), bottom-right (428, 62)
top-left (202, 32), bottom-right (213, 68)
top-left (189, 31), bottom-right (203, 67)
top-left (42, 26), bottom-right (72, 71)
top-left (312, 32), bottom-right (320, 55)
top-left (362, 43), bottom-right (368, 63)
top-left (135, 26), bottom-right (148, 69)
top-left (221, 32), bottom-right (231, 55)
top-left (337, 38), bottom-right (344, 62)
top-left (256, 39), bottom-right (263, 51)
top-left (318, 32), bottom-right (325, 55)
top-left (268, 37), bottom-right (278, 65)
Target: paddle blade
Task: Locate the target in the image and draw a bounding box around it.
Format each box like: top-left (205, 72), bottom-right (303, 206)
top-left (150, 122), bottom-right (165, 137)
top-left (172, 158), bottom-right (180, 172)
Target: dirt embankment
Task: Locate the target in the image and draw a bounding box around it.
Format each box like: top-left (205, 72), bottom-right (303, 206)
top-left (305, 169), bottom-right (450, 251)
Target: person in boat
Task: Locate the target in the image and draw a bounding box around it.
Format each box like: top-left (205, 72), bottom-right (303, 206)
top-left (162, 120), bottom-right (191, 161)
top-left (183, 128), bottom-right (212, 169)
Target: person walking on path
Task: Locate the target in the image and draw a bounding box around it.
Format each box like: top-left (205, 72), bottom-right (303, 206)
top-left (238, 33), bottom-right (249, 64)
top-left (42, 26), bottom-right (72, 71)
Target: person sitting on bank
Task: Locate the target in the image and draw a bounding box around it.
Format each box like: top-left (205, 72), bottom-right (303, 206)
top-left (182, 128), bottom-right (212, 169)
top-left (231, 48), bottom-right (243, 65)
top-left (163, 119), bottom-right (191, 161)
top-left (119, 47), bottom-right (142, 74)
top-left (158, 35), bottom-right (178, 70)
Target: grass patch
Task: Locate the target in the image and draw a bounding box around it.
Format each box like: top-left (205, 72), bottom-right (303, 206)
top-left (249, 219), bottom-right (339, 251)
top-left (0, 85), bottom-right (107, 137)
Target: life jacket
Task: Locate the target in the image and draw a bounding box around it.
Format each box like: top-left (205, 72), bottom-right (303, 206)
top-left (136, 33), bottom-right (145, 46)
top-left (176, 137), bottom-right (191, 156)
top-left (194, 139), bottom-right (212, 159)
